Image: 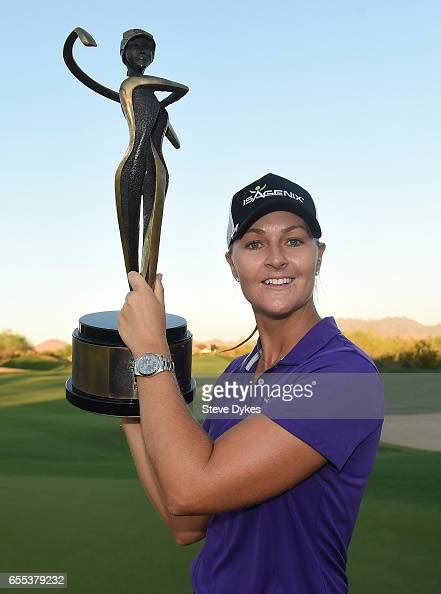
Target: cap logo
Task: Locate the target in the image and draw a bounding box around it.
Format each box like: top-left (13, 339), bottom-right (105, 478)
top-left (243, 186), bottom-right (304, 206)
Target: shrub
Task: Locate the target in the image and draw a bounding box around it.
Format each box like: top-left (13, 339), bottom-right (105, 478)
top-left (397, 340), bottom-right (441, 369)
top-left (0, 330), bottom-right (33, 364)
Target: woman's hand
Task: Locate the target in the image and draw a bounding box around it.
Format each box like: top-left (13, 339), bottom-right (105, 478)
top-left (117, 271), bottom-right (170, 359)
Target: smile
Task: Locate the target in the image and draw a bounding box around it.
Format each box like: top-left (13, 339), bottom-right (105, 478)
top-left (262, 277), bottom-right (294, 286)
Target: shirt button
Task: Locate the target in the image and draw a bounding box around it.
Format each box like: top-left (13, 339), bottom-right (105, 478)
top-left (258, 378), bottom-right (264, 385)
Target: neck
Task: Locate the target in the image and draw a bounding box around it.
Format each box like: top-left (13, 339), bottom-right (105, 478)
top-left (126, 66), bottom-right (146, 77)
top-left (254, 299), bottom-right (321, 368)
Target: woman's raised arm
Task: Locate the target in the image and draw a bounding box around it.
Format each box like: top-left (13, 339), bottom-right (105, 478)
top-left (121, 418), bottom-right (211, 545)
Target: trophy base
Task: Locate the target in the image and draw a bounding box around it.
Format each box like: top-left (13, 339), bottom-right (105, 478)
top-left (66, 311), bottom-right (195, 417)
top-left (66, 376), bottom-right (196, 417)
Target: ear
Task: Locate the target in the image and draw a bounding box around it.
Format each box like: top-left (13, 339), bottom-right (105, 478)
top-left (225, 250), bottom-right (238, 281)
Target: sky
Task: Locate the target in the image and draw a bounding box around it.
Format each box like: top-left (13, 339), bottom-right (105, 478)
top-left (1, 0), bottom-right (440, 345)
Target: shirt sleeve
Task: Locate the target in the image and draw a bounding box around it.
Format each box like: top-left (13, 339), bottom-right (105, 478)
top-left (260, 354), bottom-right (384, 472)
top-left (266, 417), bottom-right (382, 472)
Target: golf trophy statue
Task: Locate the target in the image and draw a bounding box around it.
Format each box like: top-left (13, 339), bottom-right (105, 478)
top-left (64, 27), bottom-right (195, 416)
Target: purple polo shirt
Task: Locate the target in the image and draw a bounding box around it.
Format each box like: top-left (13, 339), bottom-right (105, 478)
top-left (190, 316), bottom-right (384, 594)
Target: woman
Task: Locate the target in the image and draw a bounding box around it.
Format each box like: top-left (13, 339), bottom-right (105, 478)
top-left (118, 172), bottom-right (384, 594)
top-left (116, 29), bottom-right (188, 282)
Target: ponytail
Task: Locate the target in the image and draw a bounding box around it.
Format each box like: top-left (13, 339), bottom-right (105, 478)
top-left (220, 324), bottom-right (258, 353)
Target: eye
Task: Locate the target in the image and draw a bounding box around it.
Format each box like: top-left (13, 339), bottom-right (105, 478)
top-left (245, 240), bottom-right (261, 250)
top-left (287, 238), bottom-right (303, 247)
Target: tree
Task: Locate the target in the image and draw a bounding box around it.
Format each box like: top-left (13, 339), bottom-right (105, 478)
top-left (397, 340), bottom-right (440, 369)
top-left (0, 330), bottom-right (33, 363)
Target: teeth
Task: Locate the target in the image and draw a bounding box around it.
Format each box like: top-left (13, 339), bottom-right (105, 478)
top-left (264, 278), bottom-right (293, 285)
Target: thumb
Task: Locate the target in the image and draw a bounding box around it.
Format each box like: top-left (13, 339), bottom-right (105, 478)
top-left (127, 271), bottom-right (147, 291)
top-left (154, 273), bottom-right (165, 306)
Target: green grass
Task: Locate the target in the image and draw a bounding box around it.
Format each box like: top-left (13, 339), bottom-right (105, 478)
top-left (348, 443), bottom-right (440, 593)
top-left (0, 366), bottom-right (70, 408)
top-left (0, 398), bottom-right (200, 593)
top-left (2, 353), bottom-right (67, 371)
top-left (191, 353), bottom-right (233, 375)
top-left (382, 371), bottom-right (441, 414)
top-left (0, 357), bottom-right (440, 593)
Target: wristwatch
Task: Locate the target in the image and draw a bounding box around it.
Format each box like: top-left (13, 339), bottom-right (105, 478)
top-left (133, 352), bottom-right (175, 377)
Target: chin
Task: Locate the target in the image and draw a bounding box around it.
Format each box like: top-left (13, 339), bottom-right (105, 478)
top-left (252, 300), bottom-right (300, 320)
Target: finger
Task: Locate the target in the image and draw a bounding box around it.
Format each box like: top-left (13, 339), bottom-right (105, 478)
top-left (154, 273), bottom-right (165, 307)
top-left (128, 271), bottom-right (147, 291)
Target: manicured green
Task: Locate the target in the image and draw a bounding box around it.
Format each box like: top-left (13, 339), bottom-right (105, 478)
top-left (348, 444), bottom-right (440, 594)
top-left (0, 367), bottom-right (70, 409)
top-left (2, 353), bottom-right (66, 371)
top-left (191, 353), bottom-right (233, 375)
top-left (0, 358), bottom-right (439, 593)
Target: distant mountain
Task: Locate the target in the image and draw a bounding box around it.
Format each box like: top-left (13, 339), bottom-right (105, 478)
top-left (336, 317), bottom-right (441, 338)
top-left (35, 339), bottom-right (69, 353)
top-left (197, 317), bottom-right (441, 346)
top-left (39, 318), bottom-right (439, 356)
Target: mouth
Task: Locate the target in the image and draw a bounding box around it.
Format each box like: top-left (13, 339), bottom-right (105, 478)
top-left (261, 277), bottom-right (295, 288)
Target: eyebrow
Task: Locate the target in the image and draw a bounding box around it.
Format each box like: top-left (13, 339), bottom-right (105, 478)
top-left (244, 225), bottom-right (307, 235)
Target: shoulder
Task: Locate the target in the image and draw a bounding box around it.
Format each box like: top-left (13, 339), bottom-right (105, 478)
top-left (307, 331), bottom-right (379, 374)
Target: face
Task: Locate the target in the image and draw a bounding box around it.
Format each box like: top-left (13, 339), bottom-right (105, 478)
top-left (124, 37), bottom-right (155, 71)
top-left (226, 211), bottom-right (326, 319)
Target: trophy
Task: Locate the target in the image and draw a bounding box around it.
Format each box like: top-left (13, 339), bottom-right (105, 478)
top-left (63, 27), bottom-right (195, 416)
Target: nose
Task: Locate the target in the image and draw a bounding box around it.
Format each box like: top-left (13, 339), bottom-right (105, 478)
top-left (264, 243), bottom-right (288, 270)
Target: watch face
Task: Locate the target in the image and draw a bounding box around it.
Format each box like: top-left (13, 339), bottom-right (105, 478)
top-left (138, 354), bottom-right (160, 375)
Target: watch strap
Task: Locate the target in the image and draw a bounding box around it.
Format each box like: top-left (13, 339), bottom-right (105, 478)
top-left (157, 354), bottom-right (175, 373)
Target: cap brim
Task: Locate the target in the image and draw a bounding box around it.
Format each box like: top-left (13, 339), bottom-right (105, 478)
top-left (231, 198), bottom-right (322, 245)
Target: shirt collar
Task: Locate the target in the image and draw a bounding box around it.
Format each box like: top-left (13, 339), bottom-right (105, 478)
top-left (241, 342), bottom-right (261, 371)
top-left (245, 316), bottom-right (341, 369)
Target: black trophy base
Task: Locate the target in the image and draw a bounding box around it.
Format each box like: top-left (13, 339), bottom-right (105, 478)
top-left (66, 376), bottom-right (196, 418)
top-left (66, 311), bottom-right (195, 417)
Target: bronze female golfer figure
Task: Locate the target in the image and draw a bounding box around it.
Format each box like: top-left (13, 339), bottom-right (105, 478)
top-left (63, 27), bottom-right (189, 287)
